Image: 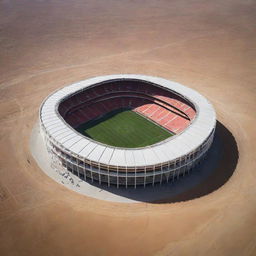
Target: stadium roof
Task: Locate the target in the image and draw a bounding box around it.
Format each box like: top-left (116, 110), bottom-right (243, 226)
top-left (40, 74), bottom-right (216, 167)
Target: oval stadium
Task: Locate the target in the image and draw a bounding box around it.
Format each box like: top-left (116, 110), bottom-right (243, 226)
top-left (39, 74), bottom-right (216, 188)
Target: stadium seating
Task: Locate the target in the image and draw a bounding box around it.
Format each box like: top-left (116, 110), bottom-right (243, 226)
top-left (59, 80), bottom-right (196, 134)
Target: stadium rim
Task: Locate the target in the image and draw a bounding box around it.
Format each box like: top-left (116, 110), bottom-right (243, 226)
top-left (39, 74), bottom-right (216, 188)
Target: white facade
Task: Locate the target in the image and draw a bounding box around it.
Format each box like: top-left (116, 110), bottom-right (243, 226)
top-left (39, 74), bottom-right (216, 187)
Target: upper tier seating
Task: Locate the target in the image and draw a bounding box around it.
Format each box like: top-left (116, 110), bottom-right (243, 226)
top-left (58, 81), bottom-right (196, 134)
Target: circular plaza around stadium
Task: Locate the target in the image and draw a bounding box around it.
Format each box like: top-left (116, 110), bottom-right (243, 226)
top-left (39, 74), bottom-right (216, 188)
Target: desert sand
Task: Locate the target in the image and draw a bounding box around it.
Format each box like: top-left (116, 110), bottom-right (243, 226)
top-left (0, 0), bottom-right (255, 255)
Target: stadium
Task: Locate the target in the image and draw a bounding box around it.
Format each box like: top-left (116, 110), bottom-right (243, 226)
top-left (40, 74), bottom-right (216, 188)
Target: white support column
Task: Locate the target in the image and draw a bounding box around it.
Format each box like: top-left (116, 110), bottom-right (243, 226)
top-left (69, 156), bottom-right (74, 174)
top-left (188, 154), bottom-right (192, 174)
top-left (177, 158), bottom-right (181, 179)
top-left (90, 160), bottom-right (93, 182)
top-left (183, 156), bottom-right (187, 177)
top-left (165, 170), bottom-right (169, 183)
top-left (107, 166), bottom-right (110, 187)
top-left (173, 161), bottom-right (176, 182)
top-left (77, 158), bottom-right (80, 179)
top-left (160, 164), bottom-right (163, 185)
top-left (152, 166), bottom-right (156, 186)
top-left (83, 162), bottom-right (86, 181)
top-left (144, 166), bottom-right (146, 188)
top-left (117, 166), bottom-right (119, 188)
top-left (166, 162), bottom-right (170, 183)
top-left (126, 166), bottom-right (128, 188)
top-left (177, 167), bottom-right (180, 179)
top-left (84, 159), bottom-right (87, 181)
top-left (65, 155), bottom-right (69, 171)
top-left (134, 167), bottom-right (137, 189)
top-left (192, 152), bottom-right (195, 171)
top-left (98, 163), bottom-right (101, 185)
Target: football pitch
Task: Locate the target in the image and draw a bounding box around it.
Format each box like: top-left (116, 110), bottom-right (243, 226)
top-left (76, 109), bottom-right (173, 148)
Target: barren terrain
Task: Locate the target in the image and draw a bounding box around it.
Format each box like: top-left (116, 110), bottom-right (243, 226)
top-left (0, 0), bottom-right (256, 255)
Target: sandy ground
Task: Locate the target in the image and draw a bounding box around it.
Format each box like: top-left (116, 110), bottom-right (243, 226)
top-left (0, 0), bottom-right (256, 255)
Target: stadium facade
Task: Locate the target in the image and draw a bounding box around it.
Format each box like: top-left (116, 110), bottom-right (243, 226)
top-left (40, 75), bottom-right (216, 188)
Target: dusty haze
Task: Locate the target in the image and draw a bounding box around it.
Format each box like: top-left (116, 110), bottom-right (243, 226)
top-left (0, 0), bottom-right (256, 255)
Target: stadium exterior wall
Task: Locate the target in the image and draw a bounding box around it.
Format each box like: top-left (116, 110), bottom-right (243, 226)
top-left (39, 74), bottom-right (216, 188)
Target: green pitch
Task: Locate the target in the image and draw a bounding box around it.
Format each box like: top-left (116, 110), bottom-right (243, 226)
top-left (76, 109), bottom-right (172, 148)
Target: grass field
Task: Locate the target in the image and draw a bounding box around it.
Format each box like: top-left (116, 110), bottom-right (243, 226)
top-left (76, 109), bottom-right (173, 148)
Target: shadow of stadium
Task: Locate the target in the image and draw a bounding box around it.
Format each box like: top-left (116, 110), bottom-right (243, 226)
top-left (87, 121), bottom-right (238, 203)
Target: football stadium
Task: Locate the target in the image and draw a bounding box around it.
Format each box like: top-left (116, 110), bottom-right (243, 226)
top-left (2, 1), bottom-right (256, 255)
top-left (40, 74), bottom-right (216, 187)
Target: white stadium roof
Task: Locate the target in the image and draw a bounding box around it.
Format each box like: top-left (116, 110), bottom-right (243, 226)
top-left (40, 74), bottom-right (216, 167)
